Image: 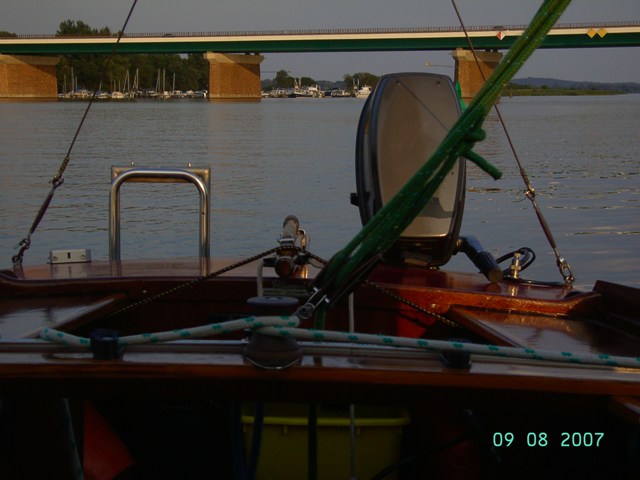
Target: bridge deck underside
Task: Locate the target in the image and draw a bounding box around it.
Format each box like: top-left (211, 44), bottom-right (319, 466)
top-left (1, 32), bottom-right (638, 55)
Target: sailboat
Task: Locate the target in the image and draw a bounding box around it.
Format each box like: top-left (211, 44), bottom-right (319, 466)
top-left (157, 69), bottom-right (172, 99)
top-left (0, 1), bottom-right (638, 479)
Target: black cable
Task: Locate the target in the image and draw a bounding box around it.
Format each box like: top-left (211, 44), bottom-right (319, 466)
top-left (496, 247), bottom-right (536, 272)
top-left (230, 402), bottom-right (247, 480)
top-left (246, 402), bottom-right (265, 480)
top-left (54, 0), bottom-right (139, 184)
top-left (450, 0), bottom-right (574, 286)
top-left (12, 0), bottom-right (139, 267)
top-left (308, 404), bottom-right (318, 480)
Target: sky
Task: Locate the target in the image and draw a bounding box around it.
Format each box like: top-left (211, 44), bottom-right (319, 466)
top-left (2, 0), bottom-right (639, 83)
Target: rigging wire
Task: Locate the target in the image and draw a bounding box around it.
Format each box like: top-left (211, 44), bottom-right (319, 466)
top-left (450, 0), bottom-right (574, 285)
top-left (12, 0), bottom-right (139, 268)
top-left (299, 0), bottom-right (572, 323)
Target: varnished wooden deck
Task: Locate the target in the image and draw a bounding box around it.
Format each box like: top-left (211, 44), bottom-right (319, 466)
top-left (0, 258), bottom-right (638, 405)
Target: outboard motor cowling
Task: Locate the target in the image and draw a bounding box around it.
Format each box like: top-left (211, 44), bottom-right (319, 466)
top-left (354, 73), bottom-right (465, 267)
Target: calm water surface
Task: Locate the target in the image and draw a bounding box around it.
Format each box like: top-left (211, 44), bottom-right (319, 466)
top-left (0, 95), bottom-right (638, 290)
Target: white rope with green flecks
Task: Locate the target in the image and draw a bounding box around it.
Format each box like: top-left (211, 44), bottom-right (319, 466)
top-left (40, 316), bottom-right (297, 347)
top-left (40, 315), bottom-right (640, 369)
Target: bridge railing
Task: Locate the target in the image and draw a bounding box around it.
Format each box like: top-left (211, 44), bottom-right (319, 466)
top-left (4, 21), bottom-right (639, 40)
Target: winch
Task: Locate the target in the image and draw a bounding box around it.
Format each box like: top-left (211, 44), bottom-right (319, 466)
top-left (272, 215), bottom-right (309, 278)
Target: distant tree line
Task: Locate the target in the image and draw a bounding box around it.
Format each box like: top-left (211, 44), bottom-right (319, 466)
top-left (510, 77), bottom-right (633, 91)
top-left (506, 78), bottom-right (640, 94)
top-left (55, 20), bottom-right (209, 92)
top-left (343, 72), bottom-right (380, 91)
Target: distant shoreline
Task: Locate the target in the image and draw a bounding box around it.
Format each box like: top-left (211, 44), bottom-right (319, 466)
top-left (507, 77), bottom-right (639, 96)
top-left (502, 88), bottom-right (624, 96)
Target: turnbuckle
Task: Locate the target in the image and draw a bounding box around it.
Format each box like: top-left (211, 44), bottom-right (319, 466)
top-left (557, 257), bottom-right (575, 285)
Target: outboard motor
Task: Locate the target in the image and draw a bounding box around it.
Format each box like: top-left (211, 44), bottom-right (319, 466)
top-left (353, 73), bottom-right (465, 267)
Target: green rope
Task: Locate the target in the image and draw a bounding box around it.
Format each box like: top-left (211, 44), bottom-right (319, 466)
top-left (310, 0), bottom-right (572, 313)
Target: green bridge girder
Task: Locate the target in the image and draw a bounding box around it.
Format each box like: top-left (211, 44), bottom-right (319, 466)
top-left (1, 23), bottom-right (639, 55)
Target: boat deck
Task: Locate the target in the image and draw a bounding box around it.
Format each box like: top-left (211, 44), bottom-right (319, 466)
top-left (0, 257), bottom-right (596, 341)
top-left (0, 258), bottom-right (638, 404)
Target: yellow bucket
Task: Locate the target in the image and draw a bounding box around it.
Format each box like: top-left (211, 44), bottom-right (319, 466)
top-left (242, 403), bottom-right (410, 480)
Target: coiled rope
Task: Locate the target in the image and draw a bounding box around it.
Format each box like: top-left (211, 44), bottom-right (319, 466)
top-left (41, 315), bottom-right (640, 370)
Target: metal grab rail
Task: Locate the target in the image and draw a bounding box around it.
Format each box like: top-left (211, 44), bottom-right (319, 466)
top-left (109, 166), bottom-right (211, 261)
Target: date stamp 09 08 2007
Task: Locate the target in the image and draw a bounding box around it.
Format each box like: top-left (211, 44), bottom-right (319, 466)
top-left (492, 432), bottom-right (604, 448)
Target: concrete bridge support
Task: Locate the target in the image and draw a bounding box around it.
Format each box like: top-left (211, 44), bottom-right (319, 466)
top-left (204, 52), bottom-right (264, 100)
top-left (0, 55), bottom-right (59, 98)
top-left (452, 48), bottom-right (503, 102)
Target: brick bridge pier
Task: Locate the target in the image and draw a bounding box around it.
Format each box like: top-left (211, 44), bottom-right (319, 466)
top-left (0, 54), bottom-right (59, 98)
top-left (452, 48), bottom-right (503, 102)
top-left (0, 50), bottom-right (501, 101)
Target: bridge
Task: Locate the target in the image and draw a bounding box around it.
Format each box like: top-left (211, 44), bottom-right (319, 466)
top-left (1, 22), bottom-right (639, 99)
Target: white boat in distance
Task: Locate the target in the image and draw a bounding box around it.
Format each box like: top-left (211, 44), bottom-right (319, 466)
top-left (355, 85), bottom-right (372, 98)
top-left (295, 84), bottom-right (323, 98)
top-left (330, 88), bottom-right (353, 98)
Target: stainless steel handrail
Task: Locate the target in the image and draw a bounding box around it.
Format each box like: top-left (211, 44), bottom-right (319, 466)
top-left (109, 166), bottom-right (211, 261)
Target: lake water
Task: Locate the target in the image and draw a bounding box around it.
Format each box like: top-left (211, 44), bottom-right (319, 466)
top-left (0, 94), bottom-right (638, 290)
